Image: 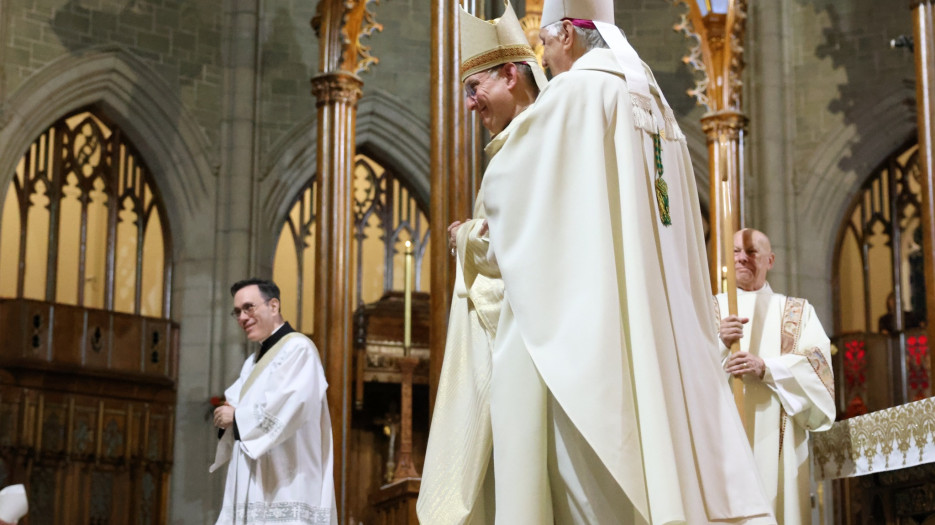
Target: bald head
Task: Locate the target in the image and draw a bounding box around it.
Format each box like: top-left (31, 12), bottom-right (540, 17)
top-left (733, 228), bottom-right (775, 291)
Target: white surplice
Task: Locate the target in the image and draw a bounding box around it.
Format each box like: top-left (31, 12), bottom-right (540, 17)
top-left (715, 284), bottom-right (836, 525)
top-left (210, 332), bottom-right (337, 525)
top-left (482, 46), bottom-right (775, 524)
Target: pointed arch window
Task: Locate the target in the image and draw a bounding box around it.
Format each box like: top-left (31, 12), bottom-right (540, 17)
top-left (273, 154), bottom-right (430, 333)
top-left (0, 109), bottom-right (171, 317)
top-left (834, 141), bottom-right (929, 412)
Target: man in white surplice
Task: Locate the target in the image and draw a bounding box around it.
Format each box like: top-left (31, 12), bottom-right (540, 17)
top-left (417, 3), bottom-right (546, 523)
top-left (474, 0), bottom-right (777, 522)
top-left (210, 278), bottom-right (336, 525)
top-left (716, 229), bottom-right (836, 524)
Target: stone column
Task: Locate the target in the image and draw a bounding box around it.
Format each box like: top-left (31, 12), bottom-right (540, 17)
top-left (429, 0), bottom-right (475, 413)
top-left (747, 0), bottom-right (796, 293)
top-left (311, 69), bottom-right (362, 523)
top-left (911, 0), bottom-right (935, 389)
top-left (203, 0), bottom-right (262, 516)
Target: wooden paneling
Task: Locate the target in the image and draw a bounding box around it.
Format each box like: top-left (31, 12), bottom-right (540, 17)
top-left (0, 389), bottom-right (175, 525)
top-left (51, 304), bottom-right (84, 366)
top-left (85, 309), bottom-right (112, 369)
top-left (142, 319), bottom-right (170, 377)
top-left (0, 298), bottom-right (178, 383)
top-left (112, 312), bottom-right (143, 373)
top-left (0, 298), bottom-right (177, 524)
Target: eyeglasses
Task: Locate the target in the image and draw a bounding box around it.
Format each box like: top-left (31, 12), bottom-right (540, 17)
top-left (230, 300), bottom-right (270, 319)
top-left (463, 69), bottom-right (499, 100)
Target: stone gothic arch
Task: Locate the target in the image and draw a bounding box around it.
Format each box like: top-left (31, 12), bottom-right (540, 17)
top-left (0, 45), bottom-right (218, 261)
top-left (256, 88), bottom-right (431, 266)
top-left (794, 86), bottom-right (918, 318)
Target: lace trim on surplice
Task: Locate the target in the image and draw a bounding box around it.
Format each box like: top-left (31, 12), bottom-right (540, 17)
top-left (219, 501), bottom-right (332, 524)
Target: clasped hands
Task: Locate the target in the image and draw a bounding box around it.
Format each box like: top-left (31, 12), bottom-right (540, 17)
top-left (447, 219), bottom-right (488, 254)
top-left (719, 315), bottom-right (765, 380)
top-left (213, 403), bottom-right (235, 430)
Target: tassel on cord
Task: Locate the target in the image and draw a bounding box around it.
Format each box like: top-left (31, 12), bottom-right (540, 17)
top-left (630, 93), bottom-right (657, 134)
top-left (662, 107), bottom-right (686, 142)
top-left (653, 132), bottom-right (672, 226)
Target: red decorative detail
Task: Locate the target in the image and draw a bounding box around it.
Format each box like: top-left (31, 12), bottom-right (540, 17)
top-left (907, 335), bottom-right (930, 401)
top-left (843, 338), bottom-right (868, 419)
top-left (845, 396), bottom-right (868, 420)
top-left (206, 396), bottom-right (226, 420)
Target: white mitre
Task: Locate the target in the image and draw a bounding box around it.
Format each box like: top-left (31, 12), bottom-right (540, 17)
top-left (459, 0), bottom-right (548, 90)
top-left (541, 0), bottom-right (614, 26)
top-left (0, 485), bottom-right (27, 523)
top-left (540, 0), bottom-right (657, 111)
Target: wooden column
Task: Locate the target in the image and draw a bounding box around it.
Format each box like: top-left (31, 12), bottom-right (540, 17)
top-left (912, 0), bottom-right (935, 393)
top-left (310, 70), bottom-right (361, 525)
top-left (676, 1), bottom-right (749, 293)
top-left (311, 0), bottom-right (384, 519)
top-left (429, 0), bottom-right (474, 414)
top-left (702, 111), bottom-right (745, 293)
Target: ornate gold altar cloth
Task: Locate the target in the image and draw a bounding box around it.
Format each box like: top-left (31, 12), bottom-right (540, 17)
top-left (812, 397), bottom-right (935, 480)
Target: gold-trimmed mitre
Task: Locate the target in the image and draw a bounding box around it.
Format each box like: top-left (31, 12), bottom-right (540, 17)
top-left (459, 1), bottom-right (547, 89)
top-left (541, 0), bottom-right (614, 27)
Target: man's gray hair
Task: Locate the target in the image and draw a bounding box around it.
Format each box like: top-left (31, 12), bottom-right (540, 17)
top-left (544, 20), bottom-right (609, 51)
top-left (484, 62), bottom-right (541, 96)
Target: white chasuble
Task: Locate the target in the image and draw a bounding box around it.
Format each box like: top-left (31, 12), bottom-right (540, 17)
top-left (715, 285), bottom-right (836, 525)
top-left (210, 332), bottom-right (337, 525)
top-left (482, 48), bottom-right (775, 524)
top-left (418, 189), bottom-right (502, 525)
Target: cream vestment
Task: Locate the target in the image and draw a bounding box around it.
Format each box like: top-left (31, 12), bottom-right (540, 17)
top-left (418, 189), bottom-right (502, 525)
top-left (715, 284), bottom-right (836, 524)
top-left (481, 47), bottom-right (775, 524)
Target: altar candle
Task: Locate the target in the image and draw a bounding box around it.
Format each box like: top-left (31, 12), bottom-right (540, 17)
top-left (404, 240), bottom-right (413, 351)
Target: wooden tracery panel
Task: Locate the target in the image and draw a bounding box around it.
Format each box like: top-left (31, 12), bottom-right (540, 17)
top-left (834, 142), bottom-right (931, 414)
top-left (273, 153), bottom-right (430, 333)
top-left (0, 109), bottom-right (171, 318)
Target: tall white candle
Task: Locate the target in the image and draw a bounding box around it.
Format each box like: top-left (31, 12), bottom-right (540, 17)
top-left (404, 240), bottom-right (413, 351)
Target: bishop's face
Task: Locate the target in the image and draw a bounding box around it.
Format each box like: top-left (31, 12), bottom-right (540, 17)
top-left (232, 284), bottom-right (280, 342)
top-left (463, 67), bottom-right (512, 135)
top-left (733, 230), bottom-right (774, 292)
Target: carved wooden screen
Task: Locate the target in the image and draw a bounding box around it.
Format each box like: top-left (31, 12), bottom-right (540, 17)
top-left (0, 109), bottom-right (171, 317)
top-left (834, 142), bottom-right (930, 415)
top-left (273, 154), bottom-right (431, 333)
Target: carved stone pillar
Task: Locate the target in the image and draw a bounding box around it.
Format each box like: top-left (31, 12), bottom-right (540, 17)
top-left (911, 0), bottom-right (935, 390)
top-left (429, 0), bottom-right (475, 413)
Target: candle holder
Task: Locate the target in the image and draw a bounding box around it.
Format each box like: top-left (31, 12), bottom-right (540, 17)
top-left (391, 240), bottom-right (420, 481)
